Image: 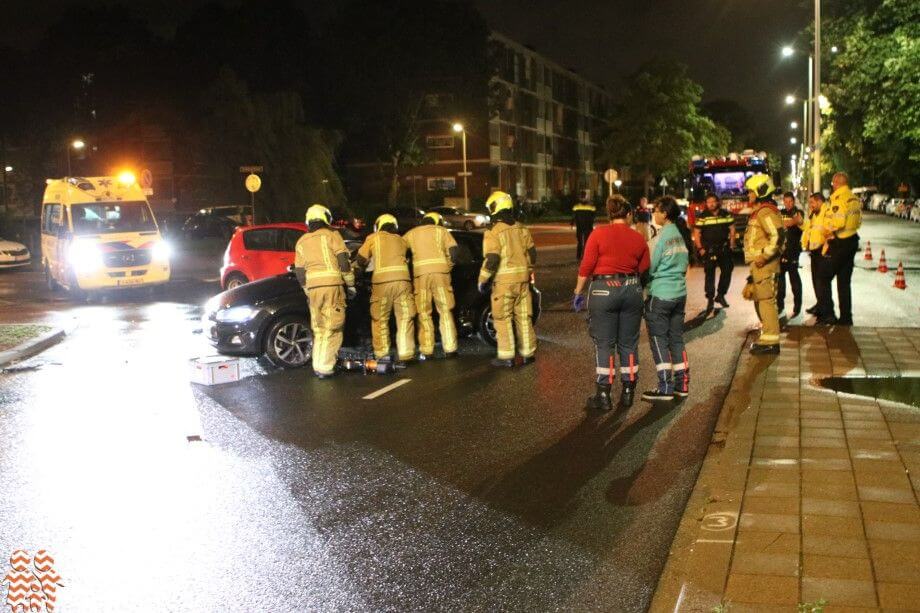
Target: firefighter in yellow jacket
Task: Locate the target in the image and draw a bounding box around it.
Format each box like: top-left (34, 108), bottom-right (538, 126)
top-left (478, 191), bottom-right (537, 367)
top-left (356, 213), bottom-right (416, 364)
top-left (743, 175), bottom-right (784, 355)
top-left (294, 204), bottom-right (357, 378)
top-left (404, 212), bottom-right (460, 359)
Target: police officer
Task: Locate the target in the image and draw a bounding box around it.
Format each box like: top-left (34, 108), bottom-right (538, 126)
top-left (572, 190), bottom-right (596, 261)
top-left (294, 204), bottom-right (357, 378)
top-left (356, 214), bottom-right (416, 364)
top-left (573, 195), bottom-right (650, 410)
top-left (404, 211), bottom-right (460, 359)
top-left (777, 191), bottom-right (804, 318)
top-left (692, 193), bottom-right (736, 313)
top-left (800, 192), bottom-right (832, 320)
top-left (743, 175), bottom-right (784, 355)
top-left (479, 191), bottom-right (537, 367)
top-left (823, 172), bottom-right (862, 326)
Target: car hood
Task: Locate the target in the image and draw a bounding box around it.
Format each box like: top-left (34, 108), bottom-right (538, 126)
top-left (207, 273), bottom-right (302, 311)
top-left (0, 239), bottom-right (28, 251)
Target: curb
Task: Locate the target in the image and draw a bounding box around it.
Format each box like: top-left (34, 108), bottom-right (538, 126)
top-left (0, 327), bottom-right (66, 369)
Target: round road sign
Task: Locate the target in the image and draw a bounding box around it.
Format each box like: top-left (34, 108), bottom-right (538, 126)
top-left (245, 173), bottom-right (262, 193)
top-left (603, 169), bottom-right (618, 183)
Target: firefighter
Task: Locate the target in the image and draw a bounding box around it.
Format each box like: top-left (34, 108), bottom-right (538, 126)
top-left (822, 172), bottom-right (862, 326)
top-left (743, 175), bottom-right (784, 355)
top-left (404, 211), bottom-right (460, 359)
top-left (356, 214), bottom-right (416, 364)
top-left (572, 190), bottom-right (596, 261)
top-left (293, 204), bottom-right (357, 378)
top-left (479, 191), bottom-right (537, 367)
top-left (777, 191), bottom-right (804, 318)
top-left (692, 193), bottom-right (736, 313)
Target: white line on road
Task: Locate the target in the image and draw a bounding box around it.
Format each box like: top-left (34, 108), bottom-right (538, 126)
top-left (363, 378), bottom-right (412, 400)
top-left (694, 538), bottom-right (734, 544)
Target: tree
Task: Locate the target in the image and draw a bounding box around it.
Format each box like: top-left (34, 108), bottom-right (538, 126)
top-left (702, 100), bottom-right (766, 152)
top-left (197, 69), bottom-right (345, 222)
top-left (319, 0), bottom-right (491, 205)
top-left (820, 0), bottom-right (919, 189)
top-left (600, 60), bottom-right (730, 196)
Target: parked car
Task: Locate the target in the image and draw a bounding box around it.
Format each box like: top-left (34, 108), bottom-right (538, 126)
top-left (0, 237), bottom-right (31, 269)
top-left (203, 230), bottom-right (542, 367)
top-left (220, 223), bottom-right (361, 290)
top-left (429, 206), bottom-right (490, 230)
top-left (387, 207), bottom-right (429, 230)
top-left (182, 212), bottom-right (239, 241)
top-left (157, 212), bottom-right (195, 239)
top-left (868, 193), bottom-right (889, 212)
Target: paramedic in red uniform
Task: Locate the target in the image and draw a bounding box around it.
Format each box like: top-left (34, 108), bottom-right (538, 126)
top-left (572, 195), bottom-right (651, 413)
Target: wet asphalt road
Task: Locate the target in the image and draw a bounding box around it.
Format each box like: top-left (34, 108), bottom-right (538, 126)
top-left (3, 214), bottom-right (909, 611)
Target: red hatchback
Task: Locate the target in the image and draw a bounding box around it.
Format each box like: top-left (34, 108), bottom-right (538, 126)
top-left (220, 223), bottom-right (309, 290)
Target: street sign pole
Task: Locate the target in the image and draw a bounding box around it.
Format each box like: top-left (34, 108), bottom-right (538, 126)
top-left (244, 172), bottom-right (262, 224)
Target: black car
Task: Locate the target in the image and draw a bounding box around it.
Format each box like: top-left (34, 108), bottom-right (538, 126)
top-left (202, 231), bottom-right (541, 368)
top-left (182, 212), bottom-right (239, 240)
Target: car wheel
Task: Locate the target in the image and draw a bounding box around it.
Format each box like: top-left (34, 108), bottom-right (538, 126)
top-left (476, 304), bottom-right (498, 346)
top-left (464, 220), bottom-right (474, 231)
top-left (224, 272), bottom-right (249, 290)
top-left (264, 315), bottom-right (312, 368)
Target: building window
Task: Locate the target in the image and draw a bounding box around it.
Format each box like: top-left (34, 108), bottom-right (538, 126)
top-left (427, 177), bottom-right (457, 191)
top-left (426, 135), bottom-right (455, 149)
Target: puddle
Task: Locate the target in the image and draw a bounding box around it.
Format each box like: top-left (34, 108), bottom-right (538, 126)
top-left (818, 377), bottom-right (920, 409)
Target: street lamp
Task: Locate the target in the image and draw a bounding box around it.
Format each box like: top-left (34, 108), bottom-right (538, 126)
top-left (67, 139), bottom-right (86, 176)
top-left (831, 45), bottom-right (838, 53)
top-left (614, 179), bottom-right (622, 191)
top-left (452, 122), bottom-right (470, 210)
top-left (4, 166), bottom-right (11, 172)
top-left (784, 94), bottom-right (796, 105)
top-left (790, 121), bottom-right (799, 130)
top-left (782, 45), bottom-right (795, 58)
top-left (790, 137), bottom-right (798, 145)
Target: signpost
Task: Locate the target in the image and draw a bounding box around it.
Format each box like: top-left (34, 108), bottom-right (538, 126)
top-left (659, 176), bottom-right (669, 195)
top-left (604, 168), bottom-right (618, 196)
top-left (139, 168), bottom-right (154, 196)
top-left (244, 171), bottom-right (261, 224)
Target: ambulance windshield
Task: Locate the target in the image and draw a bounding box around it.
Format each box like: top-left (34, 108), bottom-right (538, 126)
top-left (72, 201), bottom-right (158, 235)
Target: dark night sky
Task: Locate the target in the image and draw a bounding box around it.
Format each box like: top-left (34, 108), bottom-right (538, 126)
top-left (3, 0), bottom-right (811, 151)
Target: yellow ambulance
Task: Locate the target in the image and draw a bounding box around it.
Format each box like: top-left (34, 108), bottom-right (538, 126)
top-left (41, 173), bottom-right (171, 295)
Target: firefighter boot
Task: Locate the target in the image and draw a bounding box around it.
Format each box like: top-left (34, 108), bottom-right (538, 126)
top-left (586, 383), bottom-right (613, 412)
top-left (619, 381), bottom-right (636, 409)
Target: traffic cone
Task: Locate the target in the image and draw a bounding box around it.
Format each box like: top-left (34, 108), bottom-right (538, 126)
top-left (894, 262), bottom-right (907, 289)
top-left (864, 240), bottom-right (873, 260)
top-left (878, 249), bottom-right (889, 273)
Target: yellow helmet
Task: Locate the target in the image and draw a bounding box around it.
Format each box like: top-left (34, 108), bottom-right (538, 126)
top-left (374, 213), bottom-right (398, 233)
top-left (745, 174), bottom-right (776, 199)
top-left (423, 211), bottom-right (444, 226)
top-left (306, 204), bottom-right (332, 224)
top-left (485, 191), bottom-right (514, 215)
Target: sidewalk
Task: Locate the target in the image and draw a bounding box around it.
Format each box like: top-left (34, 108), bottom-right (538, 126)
top-left (651, 326), bottom-right (920, 612)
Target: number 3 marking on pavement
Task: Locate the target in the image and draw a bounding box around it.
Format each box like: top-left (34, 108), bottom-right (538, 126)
top-left (701, 512), bottom-right (738, 531)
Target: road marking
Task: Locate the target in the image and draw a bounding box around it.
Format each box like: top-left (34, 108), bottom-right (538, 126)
top-left (363, 378), bottom-right (411, 400)
top-left (695, 538), bottom-right (734, 544)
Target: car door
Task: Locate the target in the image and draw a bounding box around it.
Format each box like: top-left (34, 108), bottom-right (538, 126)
top-left (276, 228), bottom-right (306, 273)
top-left (241, 228), bottom-right (280, 281)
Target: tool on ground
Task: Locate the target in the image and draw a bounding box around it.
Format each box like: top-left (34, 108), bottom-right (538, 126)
top-left (338, 350), bottom-right (407, 375)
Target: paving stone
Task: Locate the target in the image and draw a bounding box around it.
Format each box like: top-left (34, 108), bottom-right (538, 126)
top-left (803, 534), bottom-right (869, 559)
top-left (864, 521), bottom-right (920, 542)
top-left (802, 555), bottom-right (874, 581)
top-left (731, 552), bottom-right (799, 577)
top-left (746, 481), bottom-right (800, 499)
top-left (733, 531), bottom-right (800, 555)
top-left (802, 447), bottom-right (851, 460)
top-left (724, 574), bottom-right (799, 605)
top-left (739, 512), bottom-right (800, 533)
top-left (800, 458), bottom-right (852, 471)
top-left (802, 470), bottom-right (856, 486)
top-left (748, 467), bottom-right (800, 484)
top-left (801, 498), bottom-right (860, 518)
top-left (753, 446), bottom-right (800, 460)
top-left (857, 486), bottom-right (916, 504)
top-left (801, 437), bottom-right (847, 448)
top-left (743, 497), bottom-right (800, 516)
top-left (801, 577), bottom-right (877, 608)
top-left (869, 540), bottom-right (920, 583)
top-left (847, 429), bottom-right (893, 441)
top-left (851, 459), bottom-right (908, 474)
top-left (803, 514), bottom-right (864, 538)
top-left (877, 582), bottom-right (920, 610)
top-left (754, 435), bottom-right (799, 448)
top-left (859, 501), bottom-right (920, 524)
top-left (803, 427), bottom-right (847, 439)
top-left (802, 482), bottom-right (859, 501)
top-left (854, 471), bottom-right (912, 489)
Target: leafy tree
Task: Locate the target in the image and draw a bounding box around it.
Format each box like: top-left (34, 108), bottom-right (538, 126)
top-left (600, 59), bottom-right (730, 196)
top-left (197, 69), bottom-right (345, 222)
top-left (319, 0), bottom-right (491, 205)
top-left (702, 100), bottom-right (767, 152)
top-left (820, 0), bottom-right (919, 189)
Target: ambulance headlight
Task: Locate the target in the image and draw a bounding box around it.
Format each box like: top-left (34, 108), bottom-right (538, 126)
top-left (214, 306), bottom-right (259, 323)
top-left (152, 240), bottom-right (172, 262)
top-left (69, 241), bottom-right (103, 273)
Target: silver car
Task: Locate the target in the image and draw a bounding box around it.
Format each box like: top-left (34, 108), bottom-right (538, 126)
top-left (429, 206), bottom-right (491, 231)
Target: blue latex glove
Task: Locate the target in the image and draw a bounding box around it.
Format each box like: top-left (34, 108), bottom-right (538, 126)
top-left (478, 282), bottom-right (490, 295)
top-left (572, 293), bottom-right (586, 312)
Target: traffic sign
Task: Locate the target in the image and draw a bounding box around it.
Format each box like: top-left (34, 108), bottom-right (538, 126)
top-left (604, 169), bottom-right (618, 183)
top-left (659, 177), bottom-right (669, 187)
top-left (139, 168), bottom-right (153, 189)
top-left (240, 165), bottom-right (264, 173)
top-left (245, 174), bottom-right (262, 193)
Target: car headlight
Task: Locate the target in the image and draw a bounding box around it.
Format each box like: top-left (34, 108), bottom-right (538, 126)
top-left (214, 306), bottom-right (259, 323)
top-left (152, 240), bottom-right (172, 262)
top-left (475, 215), bottom-right (487, 224)
top-left (69, 241), bottom-right (103, 273)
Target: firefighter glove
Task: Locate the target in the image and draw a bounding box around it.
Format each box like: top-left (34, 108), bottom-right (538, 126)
top-left (346, 285), bottom-right (358, 300)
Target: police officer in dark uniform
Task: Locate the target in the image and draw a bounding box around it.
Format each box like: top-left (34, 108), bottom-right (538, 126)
top-left (572, 190), bottom-right (596, 261)
top-left (777, 191), bottom-right (804, 318)
top-left (692, 193), bottom-right (736, 313)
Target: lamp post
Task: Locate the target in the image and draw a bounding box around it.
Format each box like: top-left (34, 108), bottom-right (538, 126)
top-left (67, 139), bottom-right (85, 176)
top-left (813, 0), bottom-right (822, 195)
top-left (452, 122), bottom-right (469, 210)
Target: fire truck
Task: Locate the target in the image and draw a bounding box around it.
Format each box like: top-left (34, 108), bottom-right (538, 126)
top-left (687, 150), bottom-right (775, 241)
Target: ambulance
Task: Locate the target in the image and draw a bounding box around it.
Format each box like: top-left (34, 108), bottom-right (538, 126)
top-left (41, 173), bottom-right (171, 295)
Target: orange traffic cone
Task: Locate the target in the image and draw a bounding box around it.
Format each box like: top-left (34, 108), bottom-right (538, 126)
top-left (864, 240), bottom-right (873, 260)
top-left (878, 249), bottom-right (889, 273)
top-left (894, 262), bottom-right (907, 289)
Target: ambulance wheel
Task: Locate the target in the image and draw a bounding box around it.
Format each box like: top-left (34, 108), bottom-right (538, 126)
top-left (476, 304), bottom-right (498, 347)
top-left (264, 315), bottom-right (312, 369)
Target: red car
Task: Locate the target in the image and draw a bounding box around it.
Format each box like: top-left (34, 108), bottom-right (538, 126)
top-left (220, 222), bottom-right (362, 290)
